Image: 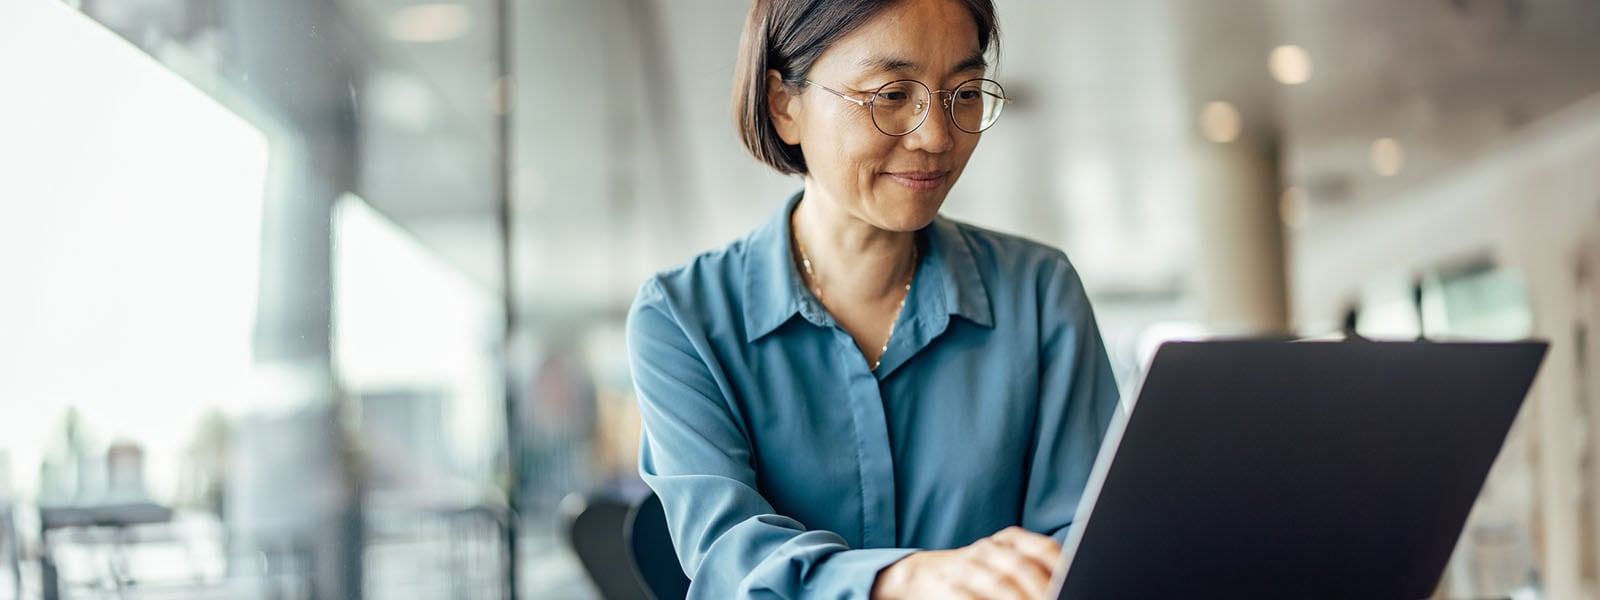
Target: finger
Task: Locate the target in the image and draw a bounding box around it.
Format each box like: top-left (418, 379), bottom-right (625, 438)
top-left (949, 558), bottom-right (1029, 600)
top-left (993, 526), bottom-right (1061, 552)
top-left (935, 583), bottom-right (982, 600)
top-left (972, 539), bottom-right (1052, 598)
top-left (992, 527), bottom-right (1063, 572)
top-left (924, 564), bottom-right (986, 600)
top-left (911, 550), bottom-right (984, 600)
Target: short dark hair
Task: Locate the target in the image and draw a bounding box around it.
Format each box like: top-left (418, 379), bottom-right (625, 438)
top-left (732, 0), bottom-right (1000, 175)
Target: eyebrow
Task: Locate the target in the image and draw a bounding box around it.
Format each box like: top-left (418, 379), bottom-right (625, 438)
top-left (857, 51), bottom-right (988, 77)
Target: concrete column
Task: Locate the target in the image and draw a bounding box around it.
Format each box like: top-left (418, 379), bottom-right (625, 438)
top-left (1190, 138), bottom-right (1291, 335)
top-left (220, 1), bottom-right (366, 597)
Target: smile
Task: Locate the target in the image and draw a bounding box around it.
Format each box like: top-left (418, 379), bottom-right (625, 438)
top-left (885, 171), bottom-right (948, 192)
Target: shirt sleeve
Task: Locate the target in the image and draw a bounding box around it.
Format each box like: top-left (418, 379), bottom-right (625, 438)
top-left (1022, 254), bottom-right (1122, 545)
top-left (626, 280), bottom-right (916, 599)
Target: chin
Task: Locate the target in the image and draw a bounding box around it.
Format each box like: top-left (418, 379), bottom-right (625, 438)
top-left (878, 198), bottom-right (945, 231)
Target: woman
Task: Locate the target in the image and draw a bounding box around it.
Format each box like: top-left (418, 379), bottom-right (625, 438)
top-left (626, 0), bottom-right (1119, 597)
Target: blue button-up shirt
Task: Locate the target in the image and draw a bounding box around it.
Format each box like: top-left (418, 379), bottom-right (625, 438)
top-left (627, 192), bottom-right (1120, 598)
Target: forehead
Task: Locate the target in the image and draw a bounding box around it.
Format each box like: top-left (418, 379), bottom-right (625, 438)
top-left (813, 0), bottom-right (983, 77)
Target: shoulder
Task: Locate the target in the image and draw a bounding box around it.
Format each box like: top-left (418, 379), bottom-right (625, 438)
top-left (938, 216), bottom-right (1077, 284)
top-left (936, 219), bottom-right (1099, 352)
top-left (628, 232), bottom-right (756, 332)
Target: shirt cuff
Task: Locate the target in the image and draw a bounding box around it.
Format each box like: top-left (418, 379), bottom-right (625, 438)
top-left (814, 547), bottom-right (920, 598)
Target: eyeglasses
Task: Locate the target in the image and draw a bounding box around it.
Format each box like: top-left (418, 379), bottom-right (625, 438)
top-left (803, 78), bottom-right (1012, 136)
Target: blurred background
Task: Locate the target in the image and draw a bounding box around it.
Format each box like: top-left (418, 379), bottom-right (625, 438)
top-left (1, 0), bottom-right (1597, 597)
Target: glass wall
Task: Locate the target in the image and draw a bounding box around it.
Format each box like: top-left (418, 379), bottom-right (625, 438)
top-left (1, 0), bottom-right (510, 596)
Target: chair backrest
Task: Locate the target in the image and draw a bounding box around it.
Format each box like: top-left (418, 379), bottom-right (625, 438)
top-left (625, 492), bottom-right (690, 600)
top-left (566, 497), bottom-right (649, 600)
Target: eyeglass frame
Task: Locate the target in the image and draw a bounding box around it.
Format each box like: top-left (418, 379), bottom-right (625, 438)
top-left (801, 77), bottom-right (1013, 136)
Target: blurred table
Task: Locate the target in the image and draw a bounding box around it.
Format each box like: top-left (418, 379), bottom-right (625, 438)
top-left (38, 501), bottom-right (173, 531)
top-left (37, 501), bottom-right (174, 600)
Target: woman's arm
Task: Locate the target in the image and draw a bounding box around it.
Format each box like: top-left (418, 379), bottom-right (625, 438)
top-left (1020, 253), bottom-right (1122, 545)
top-left (628, 280), bottom-right (914, 598)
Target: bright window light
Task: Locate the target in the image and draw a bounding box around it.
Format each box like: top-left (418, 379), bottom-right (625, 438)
top-left (0, 0), bottom-right (268, 501)
top-left (332, 194), bottom-right (500, 472)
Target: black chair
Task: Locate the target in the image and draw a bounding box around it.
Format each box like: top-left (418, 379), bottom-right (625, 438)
top-left (625, 492), bottom-right (690, 600)
top-left (566, 496), bottom-right (649, 600)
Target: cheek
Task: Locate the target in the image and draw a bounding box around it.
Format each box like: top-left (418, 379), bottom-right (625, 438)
top-left (852, 125), bottom-right (904, 163)
top-left (812, 124), bottom-right (893, 181)
top-left (842, 136), bottom-right (895, 177)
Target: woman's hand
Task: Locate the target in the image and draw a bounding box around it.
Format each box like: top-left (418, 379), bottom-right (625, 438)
top-left (871, 526), bottom-right (1062, 600)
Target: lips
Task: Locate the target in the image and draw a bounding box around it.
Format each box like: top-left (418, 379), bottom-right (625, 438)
top-left (885, 170), bottom-right (948, 192)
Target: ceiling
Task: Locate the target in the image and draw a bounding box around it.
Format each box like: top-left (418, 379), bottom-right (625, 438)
top-left (1270, 0), bottom-right (1600, 209)
top-left (278, 0), bottom-right (1600, 319)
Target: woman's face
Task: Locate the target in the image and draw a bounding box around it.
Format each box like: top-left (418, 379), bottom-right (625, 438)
top-left (772, 0), bottom-right (986, 232)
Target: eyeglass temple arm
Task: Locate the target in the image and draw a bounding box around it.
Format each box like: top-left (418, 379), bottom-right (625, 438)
top-left (981, 90), bottom-right (1013, 105)
top-left (930, 88), bottom-right (1014, 105)
top-left (802, 80), bottom-right (869, 107)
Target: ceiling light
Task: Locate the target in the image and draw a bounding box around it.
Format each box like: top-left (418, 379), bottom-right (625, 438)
top-left (1269, 45), bottom-right (1312, 85)
top-left (1200, 101), bottom-right (1241, 143)
top-left (1370, 138), bottom-right (1404, 176)
top-left (389, 3), bottom-right (470, 43)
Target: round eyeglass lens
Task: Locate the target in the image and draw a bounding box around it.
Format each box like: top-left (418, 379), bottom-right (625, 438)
top-left (951, 79), bottom-right (1006, 133)
top-left (870, 80), bottom-right (931, 136)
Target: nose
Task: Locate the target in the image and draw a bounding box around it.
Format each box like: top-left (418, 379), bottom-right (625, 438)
top-left (903, 94), bottom-right (955, 154)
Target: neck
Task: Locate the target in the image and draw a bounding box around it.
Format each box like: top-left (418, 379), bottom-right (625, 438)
top-left (791, 183), bottom-right (919, 302)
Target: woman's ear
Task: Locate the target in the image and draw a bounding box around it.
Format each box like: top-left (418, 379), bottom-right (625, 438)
top-left (766, 69), bottom-right (802, 145)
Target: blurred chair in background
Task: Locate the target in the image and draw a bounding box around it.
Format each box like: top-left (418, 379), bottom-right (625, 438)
top-left (566, 494), bottom-right (649, 599)
top-left (627, 491), bottom-right (689, 600)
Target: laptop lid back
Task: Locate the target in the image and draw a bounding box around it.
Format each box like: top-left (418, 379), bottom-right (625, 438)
top-left (1052, 340), bottom-right (1548, 599)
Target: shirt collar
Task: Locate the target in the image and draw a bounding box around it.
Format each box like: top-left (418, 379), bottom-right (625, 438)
top-left (924, 215), bottom-right (994, 329)
top-left (742, 191), bottom-right (811, 342)
top-left (742, 191), bottom-right (994, 343)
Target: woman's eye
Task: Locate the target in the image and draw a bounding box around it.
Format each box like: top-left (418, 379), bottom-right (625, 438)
top-left (956, 90), bottom-right (981, 102)
top-left (878, 91), bottom-right (908, 102)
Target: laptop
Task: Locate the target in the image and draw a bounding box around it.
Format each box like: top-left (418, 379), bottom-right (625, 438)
top-left (1048, 339), bottom-right (1548, 599)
